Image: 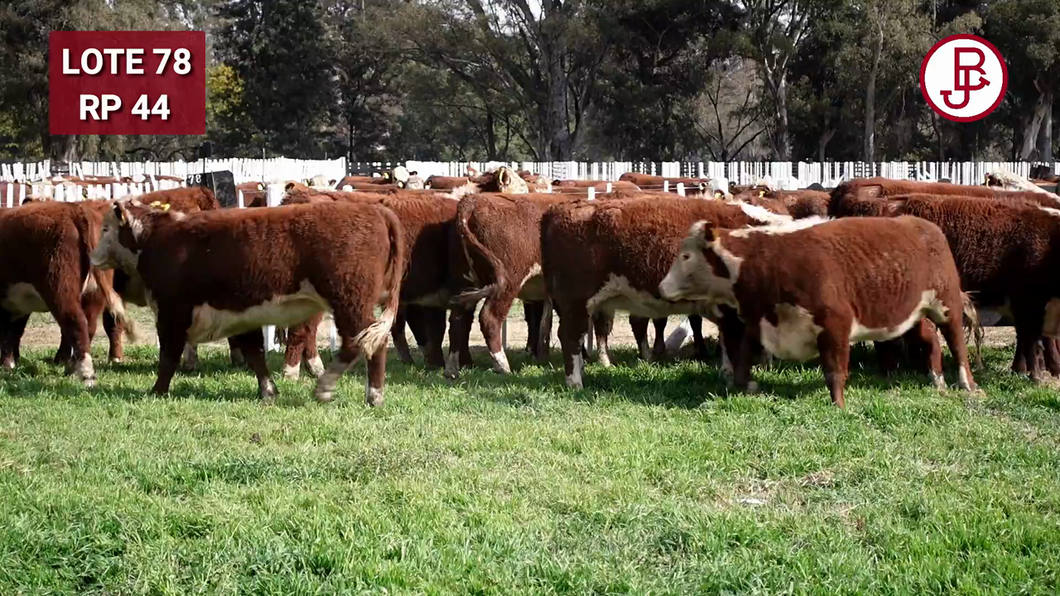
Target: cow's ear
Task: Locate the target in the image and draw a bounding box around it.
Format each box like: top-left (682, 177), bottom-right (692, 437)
top-left (285, 182), bottom-right (296, 192)
top-left (689, 220), bottom-right (716, 245)
top-left (114, 202), bottom-right (129, 226)
top-left (499, 169), bottom-right (511, 186)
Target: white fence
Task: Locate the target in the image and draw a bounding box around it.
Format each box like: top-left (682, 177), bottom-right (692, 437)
top-left (3, 158), bottom-right (1057, 188)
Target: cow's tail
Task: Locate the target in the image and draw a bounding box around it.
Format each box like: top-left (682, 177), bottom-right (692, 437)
top-left (78, 206), bottom-right (141, 343)
top-left (961, 291), bottom-right (983, 367)
top-left (354, 206), bottom-right (405, 358)
top-left (453, 202), bottom-right (507, 306)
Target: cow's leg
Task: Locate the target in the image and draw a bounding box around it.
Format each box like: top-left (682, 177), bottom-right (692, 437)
top-left (479, 292), bottom-right (517, 374)
top-left (365, 338), bottom-right (389, 407)
top-left (154, 310), bottom-right (191, 395)
top-left (181, 343), bottom-right (199, 372)
top-left (592, 312), bottom-right (614, 367)
top-left (935, 310), bottom-right (978, 392)
top-left (314, 308), bottom-right (375, 404)
top-left (404, 305), bottom-right (431, 363)
top-left (689, 315), bottom-right (710, 362)
top-left (557, 301), bottom-right (590, 389)
top-left (536, 299), bottom-right (554, 364)
top-left (301, 313), bottom-right (325, 379)
top-left (232, 331), bottom-right (276, 403)
top-left (283, 321), bottom-right (311, 380)
top-left (912, 319), bottom-right (946, 389)
top-left (731, 322), bottom-right (761, 394)
top-left (1044, 338), bottom-right (1060, 377)
top-left (1012, 302), bottom-right (1046, 382)
top-left (630, 317), bottom-right (651, 361)
top-left (229, 337), bottom-right (246, 369)
top-left (390, 308), bottom-right (414, 365)
top-left (419, 306), bottom-right (447, 369)
top-left (444, 307), bottom-right (475, 379)
top-left (44, 278), bottom-right (95, 387)
top-left (102, 310), bottom-right (124, 364)
top-left (651, 317), bottom-right (668, 361)
top-left (817, 319), bottom-right (853, 408)
top-left (524, 301), bottom-right (542, 355)
top-left (0, 310), bottom-right (28, 370)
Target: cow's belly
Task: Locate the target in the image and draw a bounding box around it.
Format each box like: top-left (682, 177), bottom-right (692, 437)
top-left (1, 283), bottom-right (49, 316)
top-left (849, 290), bottom-right (946, 342)
top-left (760, 304), bottom-right (822, 362)
top-left (518, 266), bottom-right (547, 302)
top-left (186, 283), bottom-right (329, 344)
top-left (587, 274), bottom-right (704, 318)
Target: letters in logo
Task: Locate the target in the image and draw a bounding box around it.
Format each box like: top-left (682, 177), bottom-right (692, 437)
top-left (920, 34), bottom-right (1007, 122)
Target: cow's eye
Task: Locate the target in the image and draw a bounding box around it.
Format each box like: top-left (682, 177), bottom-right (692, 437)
top-left (682, 253), bottom-right (691, 261)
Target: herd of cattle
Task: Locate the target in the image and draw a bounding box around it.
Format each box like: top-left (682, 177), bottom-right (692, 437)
top-left (2, 165), bottom-right (1059, 409)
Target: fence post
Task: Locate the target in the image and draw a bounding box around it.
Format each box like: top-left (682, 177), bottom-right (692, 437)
top-left (676, 183), bottom-right (685, 197)
top-left (606, 182), bottom-right (612, 193)
top-left (5, 182), bottom-right (12, 208)
top-left (663, 180), bottom-right (669, 193)
top-left (587, 186), bottom-right (596, 201)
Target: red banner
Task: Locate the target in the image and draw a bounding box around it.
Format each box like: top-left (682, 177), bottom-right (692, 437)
top-left (49, 31), bottom-right (206, 135)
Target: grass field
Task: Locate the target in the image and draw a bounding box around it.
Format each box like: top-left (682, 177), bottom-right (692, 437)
top-left (2, 333), bottom-right (1060, 594)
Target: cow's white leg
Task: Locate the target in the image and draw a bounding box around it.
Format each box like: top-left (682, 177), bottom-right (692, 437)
top-left (490, 349), bottom-right (511, 374)
top-left (566, 354), bottom-right (584, 389)
top-left (444, 352), bottom-right (461, 380)
top-left (259, 376), bottom-right (278, 404)
top-left (76, 354), bottom-right (96, 388)
top-left (181, 343), bottom-right (198, 371)
top-left (314, 357), bottom-right (353, 403)
top-left (959, 365), bottom-right (975, 391)
top-left (930, 370), bottom-right (947, 390)
top-left (304, 355), bottom-right (325, 378)
top-left (282, 361), bottom-right (300, 381)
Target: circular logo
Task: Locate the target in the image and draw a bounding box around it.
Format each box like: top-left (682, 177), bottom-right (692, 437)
top-left (920, 34), bottom-right (1007, 122)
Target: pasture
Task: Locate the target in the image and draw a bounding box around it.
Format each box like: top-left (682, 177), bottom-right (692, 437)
top-left (1, 307), bottom-right (1059, 594)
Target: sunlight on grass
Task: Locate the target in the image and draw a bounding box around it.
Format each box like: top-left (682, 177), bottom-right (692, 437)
top-left (1, 343), bottom-right (1059, 593)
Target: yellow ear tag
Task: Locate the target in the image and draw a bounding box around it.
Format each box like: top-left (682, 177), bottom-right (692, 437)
top-left (758, 190), bottom-right (765, 197)
top-left (161, 204), bottom-right (171, 212)
top-left (150, 201), bottom-right (161, 207)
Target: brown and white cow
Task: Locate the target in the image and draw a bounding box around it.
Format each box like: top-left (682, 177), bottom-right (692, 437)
top-left (618, 173), bottom-right (710, 195)
top-left (832, 191), bottom-right (1060, 383)
top-left (446, 192), bottom-right (575, 378)
top-left (659, 216), bottom-right (978, 407)
top-left (551, 180), bottom-right (641, 195)
top-left (278, 187), bottom-right (465, 379)
top-left (0, 201), bottom-right (137, 385)
top-left (89, 200), bottom-right (405, 405)
top-left (540, 197), bottom-right (790, 388)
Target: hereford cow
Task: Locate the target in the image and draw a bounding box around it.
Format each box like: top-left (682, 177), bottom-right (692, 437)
top-left (89, 199), bottom-right (405, 405)
top-left (518, 171), bottom-right (551, 193)
top-left (551, 180), bottom-right (642, 195)
top-left (445, 192), bottom-right (579, 378)
top-left (658, 216), bottom-right (979, 407)
top-left (540, 197), bottom-right (791, 388)
top-left (277, 187), bottom-right (465, 379)
top-left (0, 202), bottom-right (137, 385)
top-left (425, 176), bottom-right (470, 190)
top-left (832, 192), bottom-right (1060, 383)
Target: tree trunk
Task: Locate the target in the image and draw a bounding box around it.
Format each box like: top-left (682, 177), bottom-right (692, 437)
top-left (773, 74), bottom-right (791, 160)
top-left (863, 21), bottom-right (884, 162)
top-left (1021, 78), bottom-right (1050, 160)
top-left (49, 135), bottom-right (79, 166)
top-left (818, 128), bottom-right (836, 163)
top-left (1038, 88), bottom-right (1054, 163)
top-left (485, 109), bottom-right (497, 160)
top-left (546, 28), bottom-right (572, 160)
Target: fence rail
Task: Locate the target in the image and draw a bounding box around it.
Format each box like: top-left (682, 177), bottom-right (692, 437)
top-left (3, 159), bottom-right (1059, 188)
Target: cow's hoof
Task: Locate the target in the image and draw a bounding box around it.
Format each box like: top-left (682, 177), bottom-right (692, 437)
top-left (109, 358), bottom-right (123, 365)
top-left (365, 386), bottom-right (385, 407)
top-left (597, 351), bottom-right (612, 368)
top-left (305, 356), bottom-right (325, 378)
top-left (444, 353), bottom-right (461, 380)
top-left (81, 376), bottom-right (97, 389)
top-left (314, 388), bottom-right (335, 403)
top-left (1, 360), bottom-right (14, 370)
top-left (931, 371), bottom-right (947, 390)
top-left (259, 378), bottom-right (278, 404)
top-left (282, 363), bottom-right (300, 381)
top-left (490, 350), bottom-right (511, 375)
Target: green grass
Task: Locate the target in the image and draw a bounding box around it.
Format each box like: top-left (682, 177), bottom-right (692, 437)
top-left (1, 342), bottom-right (1060, 595)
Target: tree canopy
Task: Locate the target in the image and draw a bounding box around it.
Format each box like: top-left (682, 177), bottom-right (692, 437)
top-left (0, 0), bottom-right (1054, 163)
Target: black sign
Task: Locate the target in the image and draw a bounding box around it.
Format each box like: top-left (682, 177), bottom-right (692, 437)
top-left (186, 170), bottom-right (237, 208)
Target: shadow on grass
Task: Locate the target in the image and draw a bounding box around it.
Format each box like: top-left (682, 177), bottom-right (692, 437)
top-left (0, 340), bottom-right (1044, 410)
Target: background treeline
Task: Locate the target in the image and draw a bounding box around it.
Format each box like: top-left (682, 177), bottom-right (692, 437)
top-left (1, 0), bottom-right (1057, 164)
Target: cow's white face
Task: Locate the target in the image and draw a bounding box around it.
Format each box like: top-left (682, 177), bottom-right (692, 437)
top-left (91, 202), bottom-right (144, 272)
top-left (659, 221), bottom-right (741, 306)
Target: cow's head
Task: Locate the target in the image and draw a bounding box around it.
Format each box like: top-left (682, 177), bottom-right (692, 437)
top-left (492, 167), bottom-right (529, 194)
top-left (91, 200), bottom-right (182, 272)
top-left (659, 221), bottom-right (741, 307)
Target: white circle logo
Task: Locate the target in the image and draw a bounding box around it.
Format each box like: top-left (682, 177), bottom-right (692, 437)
top-left (920, 34), bottom-right (1007, 123)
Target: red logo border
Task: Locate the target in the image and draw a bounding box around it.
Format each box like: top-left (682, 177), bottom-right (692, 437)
top-left (919, 33), bottom-right (1008, 123)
